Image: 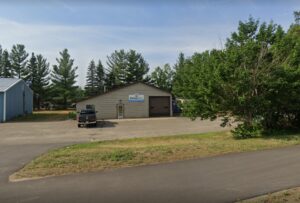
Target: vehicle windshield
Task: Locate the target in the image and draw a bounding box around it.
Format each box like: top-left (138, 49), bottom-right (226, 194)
top-left (80, 110), bottom-right (95, 115)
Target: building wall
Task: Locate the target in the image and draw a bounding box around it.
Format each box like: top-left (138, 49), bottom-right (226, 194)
top-left (77, 83), bottom-right (172, 119)
top-left (0, 93), bottom-right (3, 122)
top-left (24, 84), bottom-right (33, 114)
top-left (5, 81), bottom-right (33, 120)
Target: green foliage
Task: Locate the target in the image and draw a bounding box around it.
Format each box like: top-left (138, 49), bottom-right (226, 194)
top-left (85, 60), bottom-right (106, 96)
top-left (232, 122), bottom-right (262, 139)
top-left (150, 64), bottom-right (174, 91)
top-left (0, 50), bottom-right (13, 78)
top-left (173, 15), bottom-right (300, 138)
top-left (68, 111), bottom-right (77, 120)
top-left (106, 49), bottom-right (149, 89)
top-left (51, 49), bottom-right (78, 109)
top-left (95, 60), bottom-right (105, 93)
top-left (10, 44), bottom-right (28, 79)
top-left (85, 60), bottom-right (97, 96)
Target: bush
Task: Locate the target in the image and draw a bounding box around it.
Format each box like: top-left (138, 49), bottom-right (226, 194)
top-left (232, 122), bottom-right (262, 139)
top-left (68, 111), bottom-right (77, 120)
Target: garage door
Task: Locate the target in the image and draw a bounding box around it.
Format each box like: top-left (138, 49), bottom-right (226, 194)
top-left (149, 96), bottom-right (170, 117)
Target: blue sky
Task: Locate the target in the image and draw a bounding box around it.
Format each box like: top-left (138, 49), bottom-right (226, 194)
top-left (0, 0), bottom-right (299, 86)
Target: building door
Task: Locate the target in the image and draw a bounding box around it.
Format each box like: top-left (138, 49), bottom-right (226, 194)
top-left (116, 100), bottom-right (124, 119)
top-left (149, 96), bottom-right (170, 117)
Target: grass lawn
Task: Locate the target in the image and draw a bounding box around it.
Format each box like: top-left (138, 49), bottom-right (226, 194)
top-left (238, 187), bottom-right (300, 203)
top-left (12, 110), bottom-right (75, 122)
top-left (11, 131), bottom-right (300, 180)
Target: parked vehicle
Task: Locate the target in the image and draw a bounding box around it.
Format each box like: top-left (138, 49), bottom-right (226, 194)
top-left (77, 109), bottom-right (97, 127)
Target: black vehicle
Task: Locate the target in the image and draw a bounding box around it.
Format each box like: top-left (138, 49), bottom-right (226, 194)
top-left (77, 109), bottom-right (97, 128)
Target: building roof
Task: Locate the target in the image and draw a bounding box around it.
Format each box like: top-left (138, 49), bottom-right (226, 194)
top-left (77, 82), bottom-right (171, 103)
top-left (0, 78), bottom-right (22, 92)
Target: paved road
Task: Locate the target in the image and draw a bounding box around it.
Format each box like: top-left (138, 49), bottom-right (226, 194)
top-left (1, 118), bottom-right (300, 202)
top-left (2, 146), bottom-right (300, 203)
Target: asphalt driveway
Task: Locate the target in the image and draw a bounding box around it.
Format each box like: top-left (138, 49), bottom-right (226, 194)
top-left (1, 118), bottom-right (300, 203)
top-left (0, 117), bottom-right (229, 184)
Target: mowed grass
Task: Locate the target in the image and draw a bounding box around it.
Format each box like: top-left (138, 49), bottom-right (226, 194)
top-left (238, 187), bottom-right (300, 203)
top-left (12, 110), bottom-right (75, 122)
top-left (11, 131), bottom-right (300, 180)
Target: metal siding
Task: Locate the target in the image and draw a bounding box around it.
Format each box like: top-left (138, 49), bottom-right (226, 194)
top-left (24, 84), bottom-right (33, 114)
top-left (77, 83), bottom-right (172, 119)
top-left (6, 81), bottom-right (24, 120)
top-left (5, 81), bottom-right (33, 120)
top-left (0, 93), bottom-right (3, 122)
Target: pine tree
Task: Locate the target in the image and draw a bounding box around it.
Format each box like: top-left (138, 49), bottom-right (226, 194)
top-left (26, 53), bottom-right (38, 84)
top-left (174, 52), bottom-right (185, 71)
top-left (10, 44), bottom-right (28, 79)
top-left (106, 49), bottom-right (149, 88)
top-left (51, 49), bottom-right (78, 109)
top-left (26, 53), bottom-right (50, 109)
top-left (126, 49), bottom-right (149, 83)
top-left (35, 55), bottom-right (50, 109)
top-left (106, 49), bottom-right (127, 86)
top-left (95, 60), bottom-right (105, 93)
top-left (173, 52), bottom-right (186, 96)
top-left (0, 50), bottom-right (13, 78)
top-left (294, 11), bottom-right (300, 25)
top-left (85, 60), bottom-right (97, 96)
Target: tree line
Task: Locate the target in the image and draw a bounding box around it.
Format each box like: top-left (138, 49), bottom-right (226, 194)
top-left (0, 46), bottom-right (176, 109)
top-left (1, 11), bottom-right (299, 138)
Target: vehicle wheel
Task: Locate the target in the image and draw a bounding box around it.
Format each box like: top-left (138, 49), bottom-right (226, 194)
top-left (78, 124), bottom-right (81, 128)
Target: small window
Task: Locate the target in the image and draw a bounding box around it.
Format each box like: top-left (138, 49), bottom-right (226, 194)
top-left (86, 104), bottom-right (95, 110)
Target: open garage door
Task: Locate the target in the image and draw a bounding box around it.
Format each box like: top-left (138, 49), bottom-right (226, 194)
top-left (149, 96), bottom-right (170, 117)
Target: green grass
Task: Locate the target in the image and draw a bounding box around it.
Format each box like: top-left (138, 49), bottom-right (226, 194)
top-left (11, 131), bottom-right (300, 180)
top-left (12, 110), bottom-right (75, 122)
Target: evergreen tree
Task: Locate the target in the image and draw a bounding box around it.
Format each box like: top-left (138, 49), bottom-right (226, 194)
top-left (0, 50), bottom-right (13, 78)
top-left (106, 49), bottom-right (128, 86)
top-left (26, 53), bottom-right (50, 109)
top-left (106, 49), bottom-right (149, 88)
top-left (151, 64), bottom-right (174, 91)
top-left (51, 49), bottom-right (78, 109)
top-left (126, 49), bottom-right (149, 83)
top-left (35, 55), bottom-right (50, 109)
top-left (26, 53), bottom-right (38, 84)
top-left (174, 52), bottom-right (185, 71)
top-left (95, 60), bottom-right (105, 93)
top-left (294, 11), bottom-right (300, 25)
top-left (173, 52), bottom-right (186, 97)
top-left (10, 44), bottom-right (28, 79)
top-left (85, 60), bottom-right (97, 96)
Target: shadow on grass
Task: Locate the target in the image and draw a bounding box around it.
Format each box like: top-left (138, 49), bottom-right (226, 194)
top-left (258, 129), bottom-right (300, 141)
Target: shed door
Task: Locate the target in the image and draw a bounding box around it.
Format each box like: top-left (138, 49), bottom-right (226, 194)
top-left (149, 96), bottom-right (170, 117)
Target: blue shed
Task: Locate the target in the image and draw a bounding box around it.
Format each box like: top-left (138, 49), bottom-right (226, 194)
top-left (0, 78), bottom-right (33, 122)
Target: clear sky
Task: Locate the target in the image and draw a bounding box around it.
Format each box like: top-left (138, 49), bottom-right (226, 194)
top-left (0, 0), bottom-right (299, 86)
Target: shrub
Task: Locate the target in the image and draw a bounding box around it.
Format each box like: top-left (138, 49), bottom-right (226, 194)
top-left (68, 111), bottom-right (77, 120)
top-left (232, 122), bottom-right (262, 139)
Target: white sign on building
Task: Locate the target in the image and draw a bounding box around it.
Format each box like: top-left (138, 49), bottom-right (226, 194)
top-left (128, 93), bottom-right (144, 102)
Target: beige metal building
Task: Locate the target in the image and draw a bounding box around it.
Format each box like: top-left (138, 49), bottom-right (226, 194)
top-left (76, 82), bottom-right (172, 119)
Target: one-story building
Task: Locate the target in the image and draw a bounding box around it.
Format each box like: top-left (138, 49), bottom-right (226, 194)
top-left (0, 78), bottom-right (33, 122)
top-left (76, 82), bottom-right (172, 119)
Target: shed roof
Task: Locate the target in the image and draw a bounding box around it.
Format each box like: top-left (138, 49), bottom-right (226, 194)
top-left (0, 78), bottom-right (22, 92)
